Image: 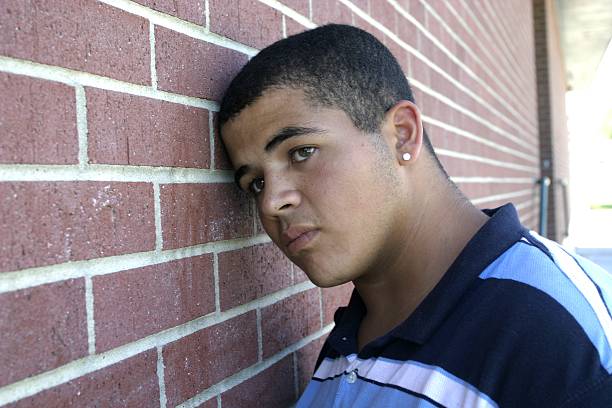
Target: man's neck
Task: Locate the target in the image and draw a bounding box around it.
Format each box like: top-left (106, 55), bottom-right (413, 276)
top-left (353, 185), bottom-right (489, 350)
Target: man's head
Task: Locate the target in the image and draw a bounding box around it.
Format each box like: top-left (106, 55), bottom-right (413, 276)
top-left (218, 24), bottom-right (451, 287)
top-left (219, 24), bottom-right (441, 160)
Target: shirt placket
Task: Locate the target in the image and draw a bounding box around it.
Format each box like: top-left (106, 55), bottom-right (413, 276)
top-left (331, 354), bottom-right (361, 408)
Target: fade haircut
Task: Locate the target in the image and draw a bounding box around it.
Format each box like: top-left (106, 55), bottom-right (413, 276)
top-left (218, 24), bottom-right (443, 171)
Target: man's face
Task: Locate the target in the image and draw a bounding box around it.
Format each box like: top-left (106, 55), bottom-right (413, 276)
top-left (221, 88), bottom-right (406, 287)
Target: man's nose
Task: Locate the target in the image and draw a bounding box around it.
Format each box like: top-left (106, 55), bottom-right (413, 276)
top-left (259, 174), bottom-right (301, 217)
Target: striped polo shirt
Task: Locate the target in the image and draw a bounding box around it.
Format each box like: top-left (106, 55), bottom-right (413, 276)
top-left (297, 204), bottom-right (612, 407)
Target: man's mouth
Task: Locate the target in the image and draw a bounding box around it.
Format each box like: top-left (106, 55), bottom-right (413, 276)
top-left (282, 226), bottom-right (319, 254)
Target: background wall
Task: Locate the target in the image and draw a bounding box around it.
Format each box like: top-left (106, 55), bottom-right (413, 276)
top-left (1, 0), bottom-right (543, 406)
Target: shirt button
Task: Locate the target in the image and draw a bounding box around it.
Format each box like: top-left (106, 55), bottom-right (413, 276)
top-left (341, 337), bottom-right (347, 341)
top-left (347, 370), bottom-right (357, 384)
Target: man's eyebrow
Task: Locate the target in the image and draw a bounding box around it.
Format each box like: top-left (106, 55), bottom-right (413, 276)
top-left (264, 126), bottom-right (326, 152)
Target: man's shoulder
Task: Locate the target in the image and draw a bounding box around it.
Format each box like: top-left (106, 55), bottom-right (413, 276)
top-left (470, 231), bottom-right (612, 370)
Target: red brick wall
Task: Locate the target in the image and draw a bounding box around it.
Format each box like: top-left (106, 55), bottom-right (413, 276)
top-left (0, 1), bottom-right (540, 406)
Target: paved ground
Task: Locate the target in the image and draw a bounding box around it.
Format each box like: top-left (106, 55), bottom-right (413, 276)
top-left (567, 209), bottom-right (612, 273)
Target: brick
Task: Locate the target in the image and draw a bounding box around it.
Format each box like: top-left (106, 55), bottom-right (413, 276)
top-left (218, 243), bottom-right (293, 310)
top-left (296, 336), bottom-right (326, 395)
top-left (155, 27), bottom-right (248, 101)
top-left (10, 350), bottom-right (159, 408)
top-left (209, 0), bottom-right (283, 49)
top-left (134, 0), bottom-right (205, 24)
top-left (353, 0), bottom-right (369, 11)
top-left (0, 182), bottom-right (155, 273)
top-left (94, 255), bottom-right (215, 352)
top-left (0, 279), bottom-right (87, 387)
top-left (221, 356), bottom-right (296, 407)
top-left (261, 288), bottom-right (321, 358)
top-left (163, 312), bottom-right (258, 406)
top-left (397, 17), bottom-right (418, 50)
top-left (294, 264), bottom-right (309, 283)
top-left (278, 0), bottom-right (310, 17)
top-left (0, 73), bottom-right (77, 164)
top-left (160, 183), bottom-right (253, 249)
top-left (87, 88), bottom-right (210, 168)
top-left (285, 17), bottom-right (308, 37)
top-left (0, 0), bottom-right (150, 84)
top-left (311, 0), bottom-right (352, 25)
top-left (195, 398), bottom-right (217, 408)
top-left (321, 283), bottom-right (353, 326)
top-left (369, 0), bottom-right (397, 34)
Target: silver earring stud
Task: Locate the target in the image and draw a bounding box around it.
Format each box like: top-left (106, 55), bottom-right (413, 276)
top-left (402, 152), bottom-right (412, 161)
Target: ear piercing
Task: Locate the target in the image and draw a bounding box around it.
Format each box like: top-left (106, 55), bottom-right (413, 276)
top-left (402, 152), bottom-right (412, 161)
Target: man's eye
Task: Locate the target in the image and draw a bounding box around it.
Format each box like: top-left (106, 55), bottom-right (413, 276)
top-left (248, 178), bottom-right (265, 195)
top-left (291, 146), bottom-right (317, 162)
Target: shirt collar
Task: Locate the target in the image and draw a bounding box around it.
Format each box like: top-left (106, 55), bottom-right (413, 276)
top-left (327, 203), bottom-right (526, 352)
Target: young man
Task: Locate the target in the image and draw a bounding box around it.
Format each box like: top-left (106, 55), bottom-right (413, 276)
top-left (218, 24), bottom-right (612, 407)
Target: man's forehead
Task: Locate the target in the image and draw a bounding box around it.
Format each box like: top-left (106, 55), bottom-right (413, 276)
top-left (222, 88), bottom-right (319, 143)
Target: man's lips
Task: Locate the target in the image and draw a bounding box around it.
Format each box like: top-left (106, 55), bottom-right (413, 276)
top-left (282, 226), bottom-right (319, 253)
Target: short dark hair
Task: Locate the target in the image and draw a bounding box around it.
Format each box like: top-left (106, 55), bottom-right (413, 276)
top-left (218, 24), bottom-right (441, 166)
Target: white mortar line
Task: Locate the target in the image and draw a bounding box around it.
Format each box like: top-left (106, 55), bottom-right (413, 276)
top-left (216, 395), bottom-right (221, 408)
top-left (384, 0), bottom-right (528, 139)
top-left (483, 0), bottom-right (530, 80)
top-left (204, 0), bottom-right (210, 30)
top-left (212, 252), bottom-right (221, 313)
top-left (0, 280), bottom-right (316, 405)
top-left (257, 0), bottom-right (315, 29)
top-left (99, 0), bottom-right (258, 56)
top-left (149, 22), bottom-right (158, 90)
top-left (252, 200), bottom-right (259, 235)
top-left (457, 0), bottom-right (528, 107)
top-left (435, 148), bottom-right (539, 172)
top-left (290, 263), bottom-right (295, 284)
top-left (157, 346), bottom-right (168, 408)
top-left (411, 77), bottom-right (537, 153)
top-left (419, 0), bottom-right (533, 126)
top-left (0, 56), bottom-right (219, 111)
top-left (479, 0), bottom-right (522, 76)
top-left (282, 14), bottom-right (287, 38)
top-left (318, 287), bottom-right (324, 329)
top-left (447, 0), bottom-right (538, 131)
top-left (176, 323), bottom-right (332, 408)
top-left (256, 308), bottom-right (263, 362)
top-left (422, 115), bottom-right (538, 162)
top-left (75, 86), bottom-right (89, 167)
top-left (451, 0), bottom-right (522, 94)
top-left (0, 164), bottom-right (233, 183)
top-left (442, 0), bottom-right (515, 90)
top-left (444, 0), bottom-right (537, 134)
top-left (308, 0), bottom-right (313, 20)
top-left (451, 177), bottom-right (536, 184)
top-left (153, 183), bottom-right (163, 251)
top-left (0, 235), bottom-right (272, 294)
top-left (85, 274), bottom-right (96, 355)
top-left (471, 188), bottom-right (534, 205)
top-left (209, 111), bottom-right (216, 170)
top-left (293, 352), bottom-right (299, 399)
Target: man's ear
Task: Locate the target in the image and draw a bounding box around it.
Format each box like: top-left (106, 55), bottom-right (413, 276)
top-left (382, 100), bottom-right (424, 164)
